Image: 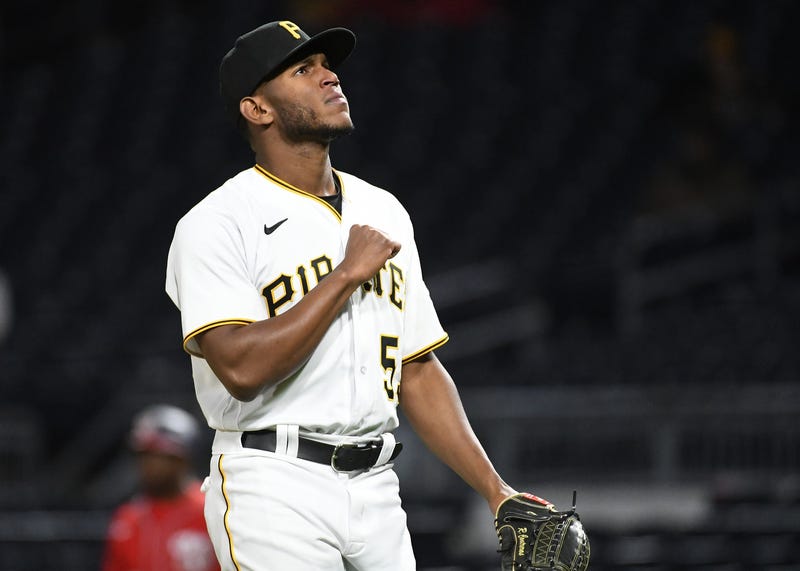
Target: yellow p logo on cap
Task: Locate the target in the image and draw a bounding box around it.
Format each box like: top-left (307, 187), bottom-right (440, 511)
top-left (279, 21), bottom-right (302, 40)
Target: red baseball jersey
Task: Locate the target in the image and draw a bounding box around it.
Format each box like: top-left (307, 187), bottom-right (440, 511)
top-left (101, 481), bottom-right (219, 571)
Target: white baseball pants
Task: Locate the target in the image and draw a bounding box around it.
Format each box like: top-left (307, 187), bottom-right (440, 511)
top-left (203, 430), bottom-right (416, 570)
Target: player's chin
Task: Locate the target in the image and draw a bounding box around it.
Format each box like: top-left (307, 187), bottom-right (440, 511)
top-left (330, 112), bottom-right (355, 133)
top-left (316, 120), bottom-right (354, 142)
top-left (330, 105), bottom-right (352, 121)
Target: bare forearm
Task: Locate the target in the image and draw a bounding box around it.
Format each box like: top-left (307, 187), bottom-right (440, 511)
top-left (198, 266), bottom-right (359, 400)
top-left (400, 355), bottom-right (515, 511)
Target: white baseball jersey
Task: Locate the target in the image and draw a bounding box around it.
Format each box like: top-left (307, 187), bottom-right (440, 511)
top-left (165, 165), bottom-right (448, 439)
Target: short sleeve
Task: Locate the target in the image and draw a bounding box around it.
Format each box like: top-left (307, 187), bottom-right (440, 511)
top-left (165, 207), bottom-right (266, 356)
top-left (400, 236), bottom-right (448, 363)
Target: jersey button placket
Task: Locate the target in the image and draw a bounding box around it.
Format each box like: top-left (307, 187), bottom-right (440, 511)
top-left (341, 208), bottom-right (365, 425)
top-left (349, 301), bottom-right (367, 426)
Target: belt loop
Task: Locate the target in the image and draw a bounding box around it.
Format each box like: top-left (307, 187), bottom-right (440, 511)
top-left (275, 425), bottom-right (300, 457)
top-left (373, 433), bottom-right (396, 468)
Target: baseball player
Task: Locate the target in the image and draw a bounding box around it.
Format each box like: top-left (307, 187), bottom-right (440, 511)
top-left (102, 404), bottom-right (219, 571)
top-left (165, 20), bottom-right (518, 570)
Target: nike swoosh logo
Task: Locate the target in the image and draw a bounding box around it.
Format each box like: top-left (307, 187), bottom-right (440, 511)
top-left (264, 218), bottom-right (288, 235)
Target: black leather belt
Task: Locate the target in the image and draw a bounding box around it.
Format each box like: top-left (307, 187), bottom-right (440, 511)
top-left (241, 429), bottom-right (402, 472)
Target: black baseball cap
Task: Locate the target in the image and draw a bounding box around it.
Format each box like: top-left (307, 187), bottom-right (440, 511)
top-left (220, 20), bottom-right (356, 124)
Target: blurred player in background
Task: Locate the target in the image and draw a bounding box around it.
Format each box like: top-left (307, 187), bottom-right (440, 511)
top-left (101, 404), bottom-right (219, 571)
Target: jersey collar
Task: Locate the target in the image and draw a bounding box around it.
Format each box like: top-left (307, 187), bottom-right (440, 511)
top-left (253, 164), bottom-right (343, 221)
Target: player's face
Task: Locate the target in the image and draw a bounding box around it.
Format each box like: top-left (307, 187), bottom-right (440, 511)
top-left (260, 53), bottom-right (354, 143)
top-left (136, 451), bottom-right (188, 498)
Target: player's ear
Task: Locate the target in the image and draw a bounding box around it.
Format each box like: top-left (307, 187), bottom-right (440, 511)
top-left (239, 95), bottom-right (274, 128)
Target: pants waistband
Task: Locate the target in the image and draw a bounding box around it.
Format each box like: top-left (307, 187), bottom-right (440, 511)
top-left (213, 426), bottom-right (402, 472)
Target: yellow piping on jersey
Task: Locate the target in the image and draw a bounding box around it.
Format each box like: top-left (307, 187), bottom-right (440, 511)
top-left (218, 455), bottom-right (243, 571)
top-left (402, 334), bottom-right (449, 364)
top-left (182, 319), bottom-right (255, 357)
top-left (253, 164), bottom-right (344, 221)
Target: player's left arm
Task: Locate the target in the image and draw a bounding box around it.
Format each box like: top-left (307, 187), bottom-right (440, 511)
top-left (399, 352), bottom-right (516, 513)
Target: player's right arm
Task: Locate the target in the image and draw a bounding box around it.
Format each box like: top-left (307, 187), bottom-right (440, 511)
top-left (196, 224), bottom-right (399, 402)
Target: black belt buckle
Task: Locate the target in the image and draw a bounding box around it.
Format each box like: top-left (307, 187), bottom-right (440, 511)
top-left (331, 441), bottom-right (377, 472)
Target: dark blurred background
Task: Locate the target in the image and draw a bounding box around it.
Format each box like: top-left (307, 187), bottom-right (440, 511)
top-left (1, 0), bottom-right (799, 569)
